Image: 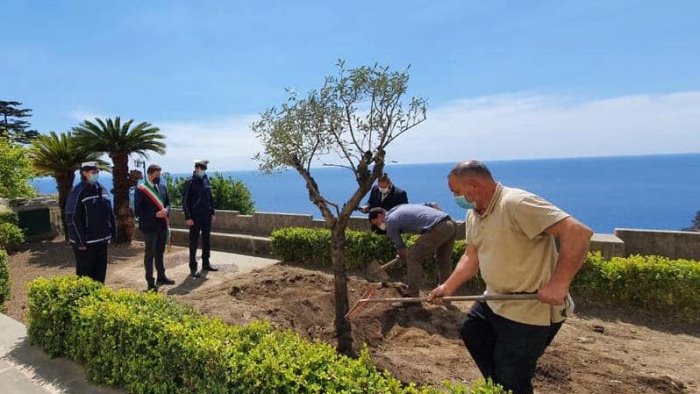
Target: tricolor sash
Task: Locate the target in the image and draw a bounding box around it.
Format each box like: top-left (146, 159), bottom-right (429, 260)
top-left (137, 181), bottom-right (172, 251)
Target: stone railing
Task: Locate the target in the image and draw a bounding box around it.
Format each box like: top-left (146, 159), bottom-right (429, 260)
top-left (27, 202), bottom-right (699, 260)
top-left (162, 209), bottom-right (700, 261)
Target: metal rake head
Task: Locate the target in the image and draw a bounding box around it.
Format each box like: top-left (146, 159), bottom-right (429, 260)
top-left (345, 286), bottom-right (376, 319)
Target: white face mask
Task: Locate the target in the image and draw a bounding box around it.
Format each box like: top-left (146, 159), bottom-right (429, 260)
top-left (378, 186), bottom-right (389, 194)
top-left (378, 222), bottom-right (387, 231)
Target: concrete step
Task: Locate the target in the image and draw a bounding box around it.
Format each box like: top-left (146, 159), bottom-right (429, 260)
top-left (135, 228), bottom-right (272, 256)
top-left (171, 229), bottom-right (272, 256)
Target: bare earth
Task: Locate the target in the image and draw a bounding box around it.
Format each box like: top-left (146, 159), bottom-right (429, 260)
top-left (6, 239), bottom-right (699, 393)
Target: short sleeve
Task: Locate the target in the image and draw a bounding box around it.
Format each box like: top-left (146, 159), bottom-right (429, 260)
top-left (465, 211), bottom-right (476, 246)
top-left (512, 195), bottom-right (570, 239)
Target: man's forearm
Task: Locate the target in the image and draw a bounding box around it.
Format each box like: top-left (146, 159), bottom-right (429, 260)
top-left (443, 253), bottom-right (478, 294)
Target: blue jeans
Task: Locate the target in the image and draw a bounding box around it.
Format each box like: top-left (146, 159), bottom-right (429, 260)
top-left (460, 301), bottom-right (562, 394)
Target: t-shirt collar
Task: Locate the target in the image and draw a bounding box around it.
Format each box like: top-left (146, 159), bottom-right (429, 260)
top-left (478, 183), bottom-right (503, 218)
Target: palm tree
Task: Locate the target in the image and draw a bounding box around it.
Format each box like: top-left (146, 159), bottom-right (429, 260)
top-left (73, 117), bottom-right (166, 244)
top-left (28, 131), bottom-right (105, 242)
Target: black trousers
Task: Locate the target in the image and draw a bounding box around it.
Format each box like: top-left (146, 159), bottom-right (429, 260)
top-left (460, 301), bottom-right (562, 394)
top-left (143, 227), bottom-right (167, 285)
top-left (72, 242), bottom-right (108, 283)
top-left (188, 215), bottom-right (211, 271)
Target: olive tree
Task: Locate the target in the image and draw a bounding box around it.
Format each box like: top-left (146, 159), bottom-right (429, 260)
top-left (252, 61), bottom-right (427, 355)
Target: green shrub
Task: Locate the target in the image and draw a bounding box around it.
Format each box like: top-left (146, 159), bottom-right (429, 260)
top-left (209, 173), bottom-right (255, 215)
top-left (271, 227), bottom-right (485, 292)
top-left (573, 253), bottom-right (700, 320)
top-left (0, 139), bottom-right (35, 199)
top-left (27, 275), bottom-right (507, 394)
top-left (0, 222), bottom-right (25, 249)
top-left (27, 275), bottom-right (103, 357)
top-left (163, 172), bottom-right (255, 214)
top-left (0, 211), bottom-right (19, 225)
top-left (270, 227), bottom-right (396, 269)
top-left (272, 228), bottom-right (699, 319)
top-left (0, 250), bottom-right (9, 310)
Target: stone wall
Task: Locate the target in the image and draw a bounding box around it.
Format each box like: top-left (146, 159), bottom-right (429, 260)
top-left (8, 198), bottom-right (62, 240)
top-left (168, 209), bottom-right (371, 235)
top-left (41, 205), bottom-right (698, 260)
top-left (614, 228), bottom-right (700, 260)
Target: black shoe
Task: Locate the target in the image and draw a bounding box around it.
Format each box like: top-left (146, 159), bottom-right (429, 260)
top-left (202, 264), bottom-right (218, 272)
top-left (191, 270), bottom-right (201, 278)
top-left (156, 277), bottom-right (175, 285)
top-left (147, 283), bottom-right (158, 292)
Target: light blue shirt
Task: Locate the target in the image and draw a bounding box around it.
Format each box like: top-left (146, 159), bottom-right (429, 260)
top-left (384, 204), bottom-right (449, 250)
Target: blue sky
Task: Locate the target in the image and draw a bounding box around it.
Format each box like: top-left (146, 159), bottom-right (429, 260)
top-left (3, 0), bottom-right (700, 171)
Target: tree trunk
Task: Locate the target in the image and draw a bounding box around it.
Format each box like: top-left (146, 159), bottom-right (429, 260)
top-left (111, 153), bottom-right (132, 244)
top-left (55, 171), bottom-right (75, 243)
top-left (331, 223), bottom-right (354, 356)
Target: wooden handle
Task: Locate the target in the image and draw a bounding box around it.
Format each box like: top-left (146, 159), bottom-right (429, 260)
top-left (380, 257), bottom-right (401, 270)
top-left (358, 293), bottom-right (539, 303)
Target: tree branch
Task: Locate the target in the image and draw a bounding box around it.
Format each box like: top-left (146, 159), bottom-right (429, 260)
top-left (322, 163), bottom-right (355, 171)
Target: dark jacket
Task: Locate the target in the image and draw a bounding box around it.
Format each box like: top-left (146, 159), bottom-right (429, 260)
top-left (65, 181), bottom-right (116, 247)
top-left (182, 174), bottom-right (215, 220)
top-left (366, 185), bottom-right (408, 211)
top-left (134, 181), bottom-right (170, 233)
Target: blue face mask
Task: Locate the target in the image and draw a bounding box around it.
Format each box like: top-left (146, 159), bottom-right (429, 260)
top-left (88, 173), bottom-right (99, 184)
top-left (454, 195), bottom-right (476, 210)
top-left (152, 176), bottom-right (161, 184)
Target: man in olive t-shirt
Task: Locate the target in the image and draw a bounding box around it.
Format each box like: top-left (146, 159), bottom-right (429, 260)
top-left (429, 160), bottom-right (593, 394)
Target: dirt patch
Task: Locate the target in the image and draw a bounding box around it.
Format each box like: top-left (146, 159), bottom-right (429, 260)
top-left (182, 264), bottom-right (699, 393)
top-left (6, 242), bottom-right (700, 393)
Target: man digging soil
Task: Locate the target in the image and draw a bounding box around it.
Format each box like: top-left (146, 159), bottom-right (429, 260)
top-left (368, 203), bottom-right (458, 303)
top-left (429, 160), bottom-right (593, 394)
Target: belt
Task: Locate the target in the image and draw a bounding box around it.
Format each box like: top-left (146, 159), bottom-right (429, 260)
top-left (423, 216), bottom-right (453, 233)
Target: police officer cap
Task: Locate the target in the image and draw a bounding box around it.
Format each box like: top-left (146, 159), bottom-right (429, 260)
top-left (81, 161), bottom-right (100, 170)
top-left (194, 159), bottom-right (210, 169)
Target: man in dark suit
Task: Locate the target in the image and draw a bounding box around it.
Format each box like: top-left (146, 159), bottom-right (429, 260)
top-left (134, 164), bottom-right (175, 291)
top-left (359, 173), bottom-right (409, 233)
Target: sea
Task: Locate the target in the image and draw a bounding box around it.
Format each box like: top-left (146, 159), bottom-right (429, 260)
top-left (31, 154), bottom-right (700, 234)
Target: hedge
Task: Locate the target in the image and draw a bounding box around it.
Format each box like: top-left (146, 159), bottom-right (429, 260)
top-left (0, 211), bottom-right (19, 225)
top-left (0, 250), bottom-right (9, 310)
top-left (271, 227), bottom-right (699, 320)
top-left (27, 275), bottom-right (506, 394)
top-left (575, 253), bottom-right (700, 320)
top-left (0, 211), bottom-right (24, 249)
top-left (271, 227), bottom-right (468, 272)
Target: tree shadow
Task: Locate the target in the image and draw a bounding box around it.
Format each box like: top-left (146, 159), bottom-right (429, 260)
top-left (22, 239), bottom-right (77, 269)
top-left (573, 300), bottom-right (700, 338)
top-left (21, 238), bottom-right (144, 270)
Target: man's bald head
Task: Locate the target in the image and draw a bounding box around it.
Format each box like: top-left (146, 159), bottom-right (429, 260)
top-left (449, 160), bottom-right (494, 181)
top-left (447, 161), bottom-right (497, 214)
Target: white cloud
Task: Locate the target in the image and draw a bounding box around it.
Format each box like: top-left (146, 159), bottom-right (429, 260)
top-left (85, 91), bottom-right (700, 172)
top-left (389, 91), bottom-right (700, 164)
top-left (148, 115), bottom-right (260, 173)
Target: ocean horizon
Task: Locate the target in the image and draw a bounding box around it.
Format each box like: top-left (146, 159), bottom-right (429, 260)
top-left (31, 153), bottom-right (700, 234)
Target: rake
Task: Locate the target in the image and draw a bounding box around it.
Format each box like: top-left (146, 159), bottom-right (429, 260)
top-left (345, 288), bottom-right (538, 319)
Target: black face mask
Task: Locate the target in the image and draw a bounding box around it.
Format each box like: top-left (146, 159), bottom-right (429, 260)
top-left (152, 176), bottom-right (161, 184)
